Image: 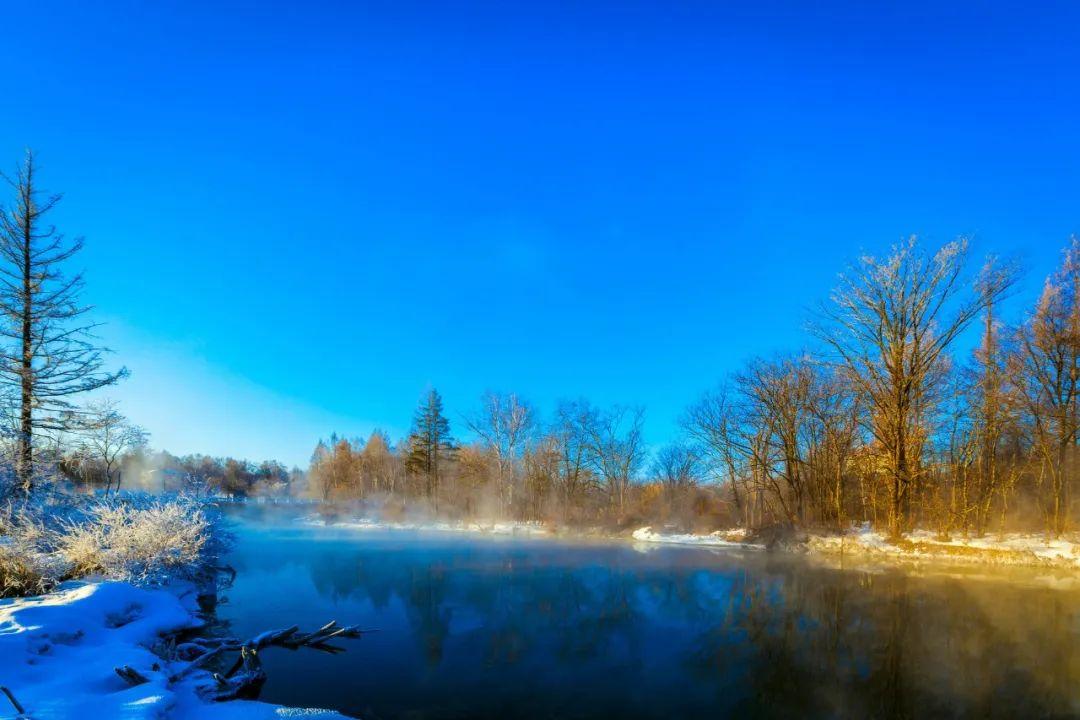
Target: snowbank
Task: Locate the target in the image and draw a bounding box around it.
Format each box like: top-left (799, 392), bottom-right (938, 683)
top-left (807, 524), bottom-right (1080, 568)
top-left (0, 581), bottom-right (346, 719)
top-left (309, 515), bottom-right (549, 537)
top-left (631, 526), bottom-right (764, 550)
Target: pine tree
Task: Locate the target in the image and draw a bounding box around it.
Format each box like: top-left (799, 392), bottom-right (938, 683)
top-left (405, 389), bottom-right (456, 506)
top-left (0, 151), bottom-right (126, 493)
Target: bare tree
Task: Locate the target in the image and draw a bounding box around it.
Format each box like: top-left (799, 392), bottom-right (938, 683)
top-left (359, 430), bottom-right (396, 496)
top-left (310, 437), bottom-right (361, 502)
top-left (683, 385), bottom-right (751, 524)
top-left (465, 391), bottom-right (535, 513)
top-left (79, 399), bottom-right (148, 496)
top-left (1011, 239), bottom-right (1080, 536)
top-left (584, 405), bottom-right (646, 516)
top-left (815, 237), bottom-right (1016, 538)
top-left (0, 151), bottom-right (127, 492)
top-left (651, 443), bottom-right (700, 495)
top-left (735, 356), bottom-right (815, 524)
top-left (553, 400), bottom-right (597, 513)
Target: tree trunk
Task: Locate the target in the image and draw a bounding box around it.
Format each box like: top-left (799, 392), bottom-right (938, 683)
top-left (18, 208), bottom-right (33, 495)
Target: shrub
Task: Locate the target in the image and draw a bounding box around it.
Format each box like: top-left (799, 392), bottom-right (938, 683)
top-left (0, 545), bottom-right (52, 597)
top-left (56, 497), bottom-right (217, 584)
top-left (0, 493), bottom-right (229, 597)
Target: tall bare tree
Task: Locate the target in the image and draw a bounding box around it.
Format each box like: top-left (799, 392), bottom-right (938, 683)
top-left (0, 151), bottom-right (126, 493)
top-left (553, 400), bottom-right (597, 513)
top-left (359, 430), bottom-right (396, 495)
top-left (585, 405), bottom-right (645, 515)
top-left (816, 237), bottom-right (1016, 538)
top-left (465, 391), bottom-right (535, 513)
top-left (1011, 240), bottom-right (1080, 536)
top-left (683, 385), bottom-right (751, 524)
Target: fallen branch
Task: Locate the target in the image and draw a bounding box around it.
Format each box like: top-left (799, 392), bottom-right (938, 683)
top-left (115, 665), bottom-right (150, 686)
top-left (167, 619), bottom-right (374, 702)
top-left (0, 686), bottom-right (25, 716)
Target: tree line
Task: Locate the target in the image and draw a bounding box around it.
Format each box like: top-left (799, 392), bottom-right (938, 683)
top-left (309, 238), bottom-right (1078, 539)
top-left (0, 151), bottom-right (1075, 540)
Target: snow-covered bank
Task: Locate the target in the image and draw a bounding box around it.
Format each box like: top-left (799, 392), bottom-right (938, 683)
top-left (631, 526), bottom-right (765, 550)
top-left (0, 581), bottom-right (346, 719)
top-left (630, 524), bottom-right (1080, 570)
top-left (808, 525), bottom-right (1080, 569)
top-left (309, 513), bottom-right (1080, 572)
top-left (308, 515), bottom-right (550, 537)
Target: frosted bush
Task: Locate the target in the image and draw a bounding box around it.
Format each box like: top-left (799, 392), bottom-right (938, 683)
top-left (0, 545), bottom-right (51, 596)
top-left (56, 497), bottom-right (214, 584)
top-left (0, 493), bottom-right (228, 596)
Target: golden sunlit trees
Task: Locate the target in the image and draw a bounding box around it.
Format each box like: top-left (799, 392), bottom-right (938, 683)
top-left (816, 238), bottom-right (1016, 538)
top-left (1011, 240), bottom-right (1080, 537)
top-left (309, 437), bottom-right (361, 501)
top-left (465, 392), bottom-right (535, 515)
top-left (294, 236), bottom-right (1080, 539)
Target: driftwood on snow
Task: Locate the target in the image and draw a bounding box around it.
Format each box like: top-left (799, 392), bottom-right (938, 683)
top-left (155, 620), bottom-right (372, 702)
top-left (115, 665), bottom-right (150, 686)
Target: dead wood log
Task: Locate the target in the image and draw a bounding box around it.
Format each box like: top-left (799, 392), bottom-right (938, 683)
top-left (172, 619), bottom-right (374, 702)
top-left (115, 665), bottom-right (150, 686)
top-left (0, 686), bottom-right (25, 716)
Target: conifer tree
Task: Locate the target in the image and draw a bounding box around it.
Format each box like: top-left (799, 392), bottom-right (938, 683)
top-left (405, 389), bottom-right (456, 506)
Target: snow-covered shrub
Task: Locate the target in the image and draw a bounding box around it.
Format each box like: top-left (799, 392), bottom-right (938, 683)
top-left (0, 493), bottom-right (230, 596)
top-left (56, 496), bottom-right (222, 584)
top-left (0, 545), bottom-right (51, 596)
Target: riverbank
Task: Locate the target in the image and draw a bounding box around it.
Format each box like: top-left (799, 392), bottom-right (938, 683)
top-left (634, 523), bottom-right (1080, 569)
top-left (309, 511), bottom-right (1080, 570)
top-left (0, 579), bottom-right (348, 719)
top-left (804, 525), bottom-right (1080, 569)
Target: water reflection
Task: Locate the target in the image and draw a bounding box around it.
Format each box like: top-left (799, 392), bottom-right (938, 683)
top-left (218, 508), bottom-right (1080, 719)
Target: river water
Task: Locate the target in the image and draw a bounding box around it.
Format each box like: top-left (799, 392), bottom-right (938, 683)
top-left (217, 504), bottom-right (1080, 719)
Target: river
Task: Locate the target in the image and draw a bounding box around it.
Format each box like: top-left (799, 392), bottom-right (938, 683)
top-left (217, 504), bottom-right (1080, 719)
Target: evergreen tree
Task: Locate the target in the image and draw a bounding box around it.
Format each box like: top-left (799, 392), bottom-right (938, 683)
top-left (405, 389), bottom-right (456, 505)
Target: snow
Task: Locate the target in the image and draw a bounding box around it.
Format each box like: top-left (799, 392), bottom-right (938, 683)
top-left (0, 581), bottom-right (346, 719)
top-left (309, 515), bottom-right (550, 537)
top-left (807, 523), bottom-right (1080, 568)
top-left (631, 526), bottom-right (764, 550)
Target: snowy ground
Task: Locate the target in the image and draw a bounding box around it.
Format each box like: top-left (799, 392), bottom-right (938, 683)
top-left (0, 581), bottom-right (346, 719)
top-left (807, 524), bottom-right (1080, 568)
top-left (630, 526), bottom-right (764, 550)
top-left (630, 524), bottom-right (1080, 569)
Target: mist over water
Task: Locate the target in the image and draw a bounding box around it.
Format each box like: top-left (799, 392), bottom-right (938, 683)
top-left (219, 505), bottom-right (1080, 720)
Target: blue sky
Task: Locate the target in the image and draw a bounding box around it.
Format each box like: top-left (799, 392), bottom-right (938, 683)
top-left (0, 1), bottom-right (1075, 466)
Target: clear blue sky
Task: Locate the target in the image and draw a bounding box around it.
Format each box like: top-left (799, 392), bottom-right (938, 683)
top-left (1, 1), bottom-right (1075, 467)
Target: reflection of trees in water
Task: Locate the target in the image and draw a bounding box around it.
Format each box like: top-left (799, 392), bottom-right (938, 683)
top-left (292, 539), bottom-right (1080, 718)
top-left (696, 562), bottom-right (1079, 719)
top-left (407, 562), bottom-right (451, 665)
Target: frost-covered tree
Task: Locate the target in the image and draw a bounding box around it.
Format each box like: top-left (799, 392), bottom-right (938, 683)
top-left (1011, 240), bottom-right (1080, 536)
top-left (0, 151), bottom-right (126, 493)
top-left (78, 399), bottom-right (148, 496)
top-left (815, 237), bottom-right (1016, 538)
